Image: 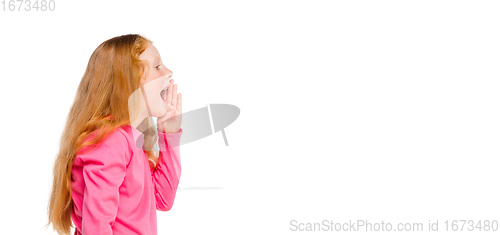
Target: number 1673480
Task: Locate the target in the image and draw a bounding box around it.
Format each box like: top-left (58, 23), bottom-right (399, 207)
top-left (2, 0), bottom-right (55, 11)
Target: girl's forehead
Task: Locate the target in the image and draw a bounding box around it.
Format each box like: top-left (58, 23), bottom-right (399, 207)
top-left (141, 43), bottom-right (160, 59)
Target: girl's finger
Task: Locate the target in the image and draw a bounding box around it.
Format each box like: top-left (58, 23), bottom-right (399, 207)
top-left (171, 84), bottom-right (177, 108)
top-left (166, 79), bottom-right (173, 105)
top-left (177, 93), bottom-right (182, 113)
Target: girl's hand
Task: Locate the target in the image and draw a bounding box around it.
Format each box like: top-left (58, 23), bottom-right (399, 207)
top-left (157, 79), bottom-right (182, 134)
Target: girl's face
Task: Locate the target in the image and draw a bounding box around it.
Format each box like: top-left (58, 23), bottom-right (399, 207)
top-left (138, 42), bottom-right (173, 118)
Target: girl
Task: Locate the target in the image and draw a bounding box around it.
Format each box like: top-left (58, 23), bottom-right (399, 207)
top-left (46, 34), bottom-right (183, 235)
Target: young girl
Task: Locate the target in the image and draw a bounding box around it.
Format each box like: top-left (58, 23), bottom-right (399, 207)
top-left (46, 34), bottom-right (183, 235)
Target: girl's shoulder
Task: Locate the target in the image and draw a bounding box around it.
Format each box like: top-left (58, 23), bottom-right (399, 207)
top-left (75, 126), bottom-right (135, 164)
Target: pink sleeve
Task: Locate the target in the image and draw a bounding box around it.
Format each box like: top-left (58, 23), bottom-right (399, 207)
top-left (80, 132), bottom-right (130, 234)
top-left (151, 128), bottom-right (183, 211)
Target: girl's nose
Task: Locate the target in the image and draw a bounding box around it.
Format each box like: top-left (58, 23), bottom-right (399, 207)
top-left (164, 68), bottom-right (173, 80)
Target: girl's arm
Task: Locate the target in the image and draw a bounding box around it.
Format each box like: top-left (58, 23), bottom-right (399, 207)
top-left (151, 128), bottom-right (183, 211)
top-left (80, 132), bottom-right (130, 234)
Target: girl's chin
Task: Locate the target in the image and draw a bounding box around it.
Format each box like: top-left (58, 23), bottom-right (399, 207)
top-left (150, 107), bottom-right (168, 118)
top-left (157, 109), bottom-right (168, 118)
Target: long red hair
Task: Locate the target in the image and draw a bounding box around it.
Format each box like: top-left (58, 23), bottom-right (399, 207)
top-left (45, 34), bottom-right (160, 234)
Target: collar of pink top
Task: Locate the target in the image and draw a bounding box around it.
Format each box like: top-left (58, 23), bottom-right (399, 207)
top-left (130, 125), bottom-right (145, 145)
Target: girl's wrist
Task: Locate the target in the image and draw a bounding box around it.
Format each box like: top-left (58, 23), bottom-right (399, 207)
top-left (157, 127), bottom-right (180, 134)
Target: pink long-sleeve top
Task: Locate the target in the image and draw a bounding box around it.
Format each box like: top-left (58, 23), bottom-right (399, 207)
top-left (70, 124), bottom-right (182, 235)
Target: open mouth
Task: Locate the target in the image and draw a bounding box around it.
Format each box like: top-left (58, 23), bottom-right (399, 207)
top-left (160, 86), bottom-right (168, 101)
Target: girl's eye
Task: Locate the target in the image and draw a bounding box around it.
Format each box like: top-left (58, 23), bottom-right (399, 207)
top-left (155, 65), bottom-right (161, 69)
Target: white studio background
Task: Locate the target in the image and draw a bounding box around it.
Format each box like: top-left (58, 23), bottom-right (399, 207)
top-left (0, 0), bottom-right (499, 234)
